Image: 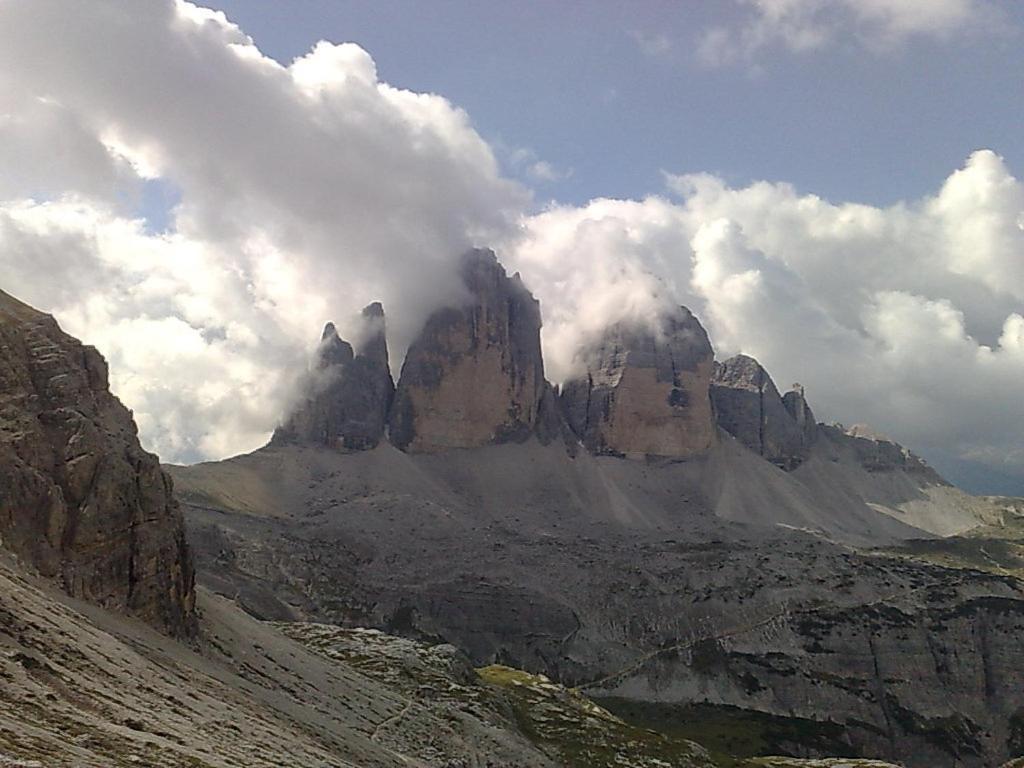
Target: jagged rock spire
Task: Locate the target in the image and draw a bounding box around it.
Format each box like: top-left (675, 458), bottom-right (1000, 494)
top-left (273, 303), bottom-right (394, 450)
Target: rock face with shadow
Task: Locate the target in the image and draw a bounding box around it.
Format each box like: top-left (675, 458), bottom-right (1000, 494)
top-left (388, 248), bottom-right (548, 452)
top-left (711, 354), bottom-right (815, 470)
top-left (560, 306), bottom-right (717, 459)
top-left (273, 302), bottom-right (394, 451)
top-left (0, 289), bottom-right (195, 636)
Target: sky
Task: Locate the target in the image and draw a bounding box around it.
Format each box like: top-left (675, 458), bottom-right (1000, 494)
top-left (0, 0), bottom-right (1023, 494)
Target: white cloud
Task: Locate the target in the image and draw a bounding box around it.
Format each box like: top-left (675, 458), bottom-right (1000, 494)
top-left (697, 0), bottom-right (1000, 67)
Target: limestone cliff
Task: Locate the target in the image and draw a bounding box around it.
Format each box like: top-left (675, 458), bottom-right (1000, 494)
top-left (273, 302), bottom-right (395, 450)
top-left (0, 289), bottom-right (195, 636)
top-left (389, 249), bottom-right (547, 452)
top-left (711, 354), bottom-right (815, 470)
top-left (560, 306), bottom-right (716, 459)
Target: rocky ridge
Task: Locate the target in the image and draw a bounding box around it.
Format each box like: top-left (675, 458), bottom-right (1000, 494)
top-left (0, 289), bottom-right (194, 636)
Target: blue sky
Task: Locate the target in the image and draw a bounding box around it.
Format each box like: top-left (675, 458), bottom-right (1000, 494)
top-left (206, 0), bottom-right (1024, 208)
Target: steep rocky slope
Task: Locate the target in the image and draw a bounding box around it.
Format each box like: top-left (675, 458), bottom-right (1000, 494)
top-left (561, 306), bottom-right (716, 459)
top-left (0, 289), bottom-right (194, 636)
top-left (0, 548), bottom-right (731, 767)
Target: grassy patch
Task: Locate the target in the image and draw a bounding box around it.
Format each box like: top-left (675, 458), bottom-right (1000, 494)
top-left (479, 665), bottom-right (715, 768)
top-left (594, 699), bottom-right (857, 768)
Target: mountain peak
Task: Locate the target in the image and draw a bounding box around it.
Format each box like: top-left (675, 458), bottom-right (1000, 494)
top-left (711, 353), bottom-right (816, 470)
top-left (389, 249), bottom-right (547, 452)
top-left (273, 305), bottom-right (394, 450)
top-left (560, 305), bottom-right (717, 459)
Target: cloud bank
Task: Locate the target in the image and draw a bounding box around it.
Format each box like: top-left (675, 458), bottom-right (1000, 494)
top-left (0, 1), bottom-right (1021, 493)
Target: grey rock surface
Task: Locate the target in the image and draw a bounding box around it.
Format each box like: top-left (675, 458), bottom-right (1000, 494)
top-left (171, 437), bottom-right (1020, 767)
top-left (0, 549), bottom-right (716, 767)
top-left (0, 289), bottom-right (195, 636)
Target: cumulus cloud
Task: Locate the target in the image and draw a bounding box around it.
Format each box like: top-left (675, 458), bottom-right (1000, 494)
top-left (506, 150), bottom-right (1024, 489)
top-left (0, 0), bottom-right (526, 461)
top-left (697, 0), bottom-right (1001, 67)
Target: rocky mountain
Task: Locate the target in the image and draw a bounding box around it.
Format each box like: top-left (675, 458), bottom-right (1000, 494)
top-left (167, 248), bottom-right (1024, 767)
top-left (173, 436), bottom-right (1022, 766)
top-left (711, 354), bottom-right (815, 470)
top-left (561, 305), bottom-right (716, 459)
top-left (389, 248), bottom-right (549, 451)
top-left (0, 540), bottom-right (916, 767)
top-left (272, 302), bottom-right (394, 450)
top-left (0, 287), bottom-right (731, 767)
top-left (0, 289), bottom-right (195, 636)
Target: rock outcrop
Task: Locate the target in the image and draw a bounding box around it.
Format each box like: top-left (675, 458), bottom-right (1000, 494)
top-left (711, 354), bottom-right (815, 470)
top-left (0, 289), bottom-right (195, 636)
top-left (560, 306), bottom-right (716, 459)
top-left (273, 302), bottom-right (394, 450)
top-left (389, 249), bottom-right (547, 452)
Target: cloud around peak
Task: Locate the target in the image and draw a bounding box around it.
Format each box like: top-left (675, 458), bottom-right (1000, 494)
top-left (0, 0), bottom-right (526, 461)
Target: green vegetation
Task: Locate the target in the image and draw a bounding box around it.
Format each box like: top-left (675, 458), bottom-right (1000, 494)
top-left (595, 699), bottom-right (857, 768)
top-left (479, 665), bottom-right (716, 768)
top-left (879, 501), bottom-right (1024, 577)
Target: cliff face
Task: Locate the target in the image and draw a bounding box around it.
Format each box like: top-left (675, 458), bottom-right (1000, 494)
top-left (711, 354), bottom-right (816, 470)
top-left (0, 289), bottom-right (195, 636)
top-left (560, 306), bottom-right (716, 459)
top-left (273, 302), bottom-right (394, 450)
top-left (389, 249), bottom-right (547, 452)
